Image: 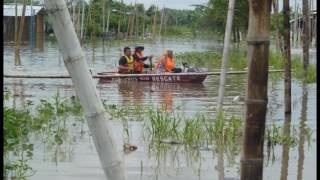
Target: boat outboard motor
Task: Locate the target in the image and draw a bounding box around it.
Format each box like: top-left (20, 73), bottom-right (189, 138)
top-left (182, 62), bottom-right (202, 72)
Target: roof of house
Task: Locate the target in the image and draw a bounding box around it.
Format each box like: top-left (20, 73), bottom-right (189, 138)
top-left (3, 5), bottom-right (44, 17)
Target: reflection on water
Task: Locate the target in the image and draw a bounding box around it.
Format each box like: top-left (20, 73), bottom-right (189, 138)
top-left (216, 136), bottom-right (225, 180)
top-left (3, 39), bottom-right (317, 180)
top-left (297, 83), bottom-right (308, 180)
top-left (113, 81), bottom-right (207, 112)
top-left (280, 114), bottom-right (291, 180)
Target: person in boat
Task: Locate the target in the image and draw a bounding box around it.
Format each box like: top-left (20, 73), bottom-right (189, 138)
top-left (156, 50), bottom-right (182, 73)
top-left (132, 46), bottom-right (153, 73)
top-left (118, 47), bottom-right (134, 74)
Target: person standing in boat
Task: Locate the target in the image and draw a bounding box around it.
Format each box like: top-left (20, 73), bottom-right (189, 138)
top-left (156, 50), bottom-right (182, 73)
top-left (118, 47), bottom-right (134, 74)
top-left (132, 46), bottom-right (153, 73)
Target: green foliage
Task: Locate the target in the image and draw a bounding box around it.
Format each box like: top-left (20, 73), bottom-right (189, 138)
top-left (4, 95), bottom-right (35, 179)
top-left (176, 50), bottom-right (316, 83)
top-left (266, 123), bottom-right (299, 147)
top-left (197, 0), bottom-right (249, 38)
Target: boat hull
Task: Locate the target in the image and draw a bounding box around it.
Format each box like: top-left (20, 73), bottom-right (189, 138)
top-left (97, 73), bottom-right (207, 83)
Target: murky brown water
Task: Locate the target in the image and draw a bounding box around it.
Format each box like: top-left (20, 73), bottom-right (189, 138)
top-left (4, 38), bottom-right (316, 180)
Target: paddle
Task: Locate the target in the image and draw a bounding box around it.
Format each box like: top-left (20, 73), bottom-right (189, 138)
top-left (149, 56), bottom-right (153, 71)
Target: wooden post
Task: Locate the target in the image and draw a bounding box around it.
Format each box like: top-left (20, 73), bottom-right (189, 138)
top-left (217, 0), bottom-right (235, 110)
top-left (240, 1), bottom-right (271, 180)
top-left (283, 0), bottom-right (291, 115)
top-left (302, 0), bottom-right (309, 74)
top-left (43, 0), bottom-right (127, 179)
top-left (35, 14), bottom-right (44, 50)
top-left (15, 0), bottom-right (27, 66)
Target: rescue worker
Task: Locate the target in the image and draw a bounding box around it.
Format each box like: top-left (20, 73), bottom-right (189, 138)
top-left (156, 50), bottom-right (182, 73)
top-left (132, 46), bottom-right (153, 73)
top-left (118, 47), bottom-right (134, 73)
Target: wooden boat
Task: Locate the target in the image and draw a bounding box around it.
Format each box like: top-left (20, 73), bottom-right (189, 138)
top-left (96, 72), bottom-right (209, 83)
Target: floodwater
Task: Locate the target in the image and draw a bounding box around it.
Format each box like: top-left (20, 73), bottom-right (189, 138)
top-left (3, 37), bottom-right (317, 180)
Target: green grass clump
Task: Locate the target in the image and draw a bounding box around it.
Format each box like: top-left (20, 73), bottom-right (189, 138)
top-left (292, 57), bottom-right (317, 83)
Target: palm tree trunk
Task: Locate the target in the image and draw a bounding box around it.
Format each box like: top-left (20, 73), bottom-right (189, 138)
top-left (43, 1), bottom-right (127, 179)
top-left (217, 0), bottom-right (235, 110)
top-left (240, 1), bottom-right (271, 179)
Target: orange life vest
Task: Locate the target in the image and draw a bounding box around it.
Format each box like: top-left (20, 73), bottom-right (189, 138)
top-left (134, 52), bottom-right (145, 73)
top-left (165, 57), bottom-right (175, 72)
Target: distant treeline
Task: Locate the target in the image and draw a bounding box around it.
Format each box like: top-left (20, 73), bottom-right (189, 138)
top-left (6, 0), bottom-right (255, 41)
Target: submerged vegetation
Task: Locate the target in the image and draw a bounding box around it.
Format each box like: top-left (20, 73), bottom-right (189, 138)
top-left (175, 50), bottom-right (316, 83)
top-left (4, 91), bottom-right (314, 179)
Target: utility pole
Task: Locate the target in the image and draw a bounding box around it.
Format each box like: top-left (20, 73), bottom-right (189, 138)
top-left (43, 0), bottom-right (127, 179)
top-left (217, 0), bottom-right (235, 111)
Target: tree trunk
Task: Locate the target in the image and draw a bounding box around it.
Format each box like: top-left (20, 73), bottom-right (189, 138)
top-left (15, 0), bottom-right (27, 66)
top-left (152, 8), bottom-right (157, 38)
top-left (283, 0), bottom-right (291, 115)
top-left (302, 0), bottom-right (309, 74)
top-left (272, 0), bottom-right (280, 51)
top-left (106, 6), bottom-right (111, 34)
top-left (43, 1), bottom-right (127, 180)
top-left (142, 13), bottom-right (145, 38)
top-left (217, 0), bottom-right (235, 111)
top-left (159, 9), bottom-right (164, 36)
top-left (14, 0), bottom-right (18, 44)
top-left (102, 0), bottom-right (105, 38)
top-left (80, 0), bottom-right (85, 44)
top-left (126, 14), bottom-right (131, 39)
top-left (240, 1), bottom-right (271, 180)
top-left (293, 3), bottom-right (298, 47)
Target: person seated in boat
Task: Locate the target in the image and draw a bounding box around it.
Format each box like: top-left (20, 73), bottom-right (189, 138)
top-left (132, 46), bottom-right (153, 73)
top-left (155, 50), bottom-right (182, 73)
top-left (118, 47), bottom-right (134, 74)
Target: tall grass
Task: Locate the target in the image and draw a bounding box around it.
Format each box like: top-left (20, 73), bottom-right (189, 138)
top-left (175, 50), bottom-right (316, 83)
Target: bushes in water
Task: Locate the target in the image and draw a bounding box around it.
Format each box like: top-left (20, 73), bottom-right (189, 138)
top-left (175, 50), bottom-right (316, 83)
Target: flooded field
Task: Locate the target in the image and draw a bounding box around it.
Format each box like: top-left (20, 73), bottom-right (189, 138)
top-left (3, 37), bottom-right (317, 180)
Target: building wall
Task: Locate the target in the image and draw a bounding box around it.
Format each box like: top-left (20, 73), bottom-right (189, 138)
top-left (3, 14), bottom-right (44, 48)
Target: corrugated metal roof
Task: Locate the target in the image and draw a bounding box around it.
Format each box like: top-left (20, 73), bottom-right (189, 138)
top-left (3, 5), bottom-right (44, 17)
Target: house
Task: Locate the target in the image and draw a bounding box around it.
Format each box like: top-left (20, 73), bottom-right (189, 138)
top-left (3, 4), bottom-right (45, 49)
